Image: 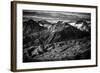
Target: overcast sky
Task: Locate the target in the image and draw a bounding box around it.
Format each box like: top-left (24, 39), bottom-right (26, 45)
top-left (23, 10), bottom-right (91, 23)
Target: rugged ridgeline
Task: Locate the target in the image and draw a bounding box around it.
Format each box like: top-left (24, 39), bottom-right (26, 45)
top-left (23, 19), bottom-right (91, 62)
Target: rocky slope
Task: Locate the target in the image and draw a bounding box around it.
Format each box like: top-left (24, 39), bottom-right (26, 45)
top-left (23, 19), bottom-right (91, 62)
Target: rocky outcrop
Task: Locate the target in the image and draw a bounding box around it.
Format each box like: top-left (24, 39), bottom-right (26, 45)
top-left (23, 19), bottom-right (91, 62)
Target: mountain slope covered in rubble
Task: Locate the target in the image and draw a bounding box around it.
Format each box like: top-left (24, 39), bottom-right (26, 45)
top-left (23, 19), bottom-right (91, 62)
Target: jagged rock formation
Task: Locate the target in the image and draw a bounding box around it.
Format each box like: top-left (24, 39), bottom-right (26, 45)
top-left (23, 19), bottom-right (91, 62)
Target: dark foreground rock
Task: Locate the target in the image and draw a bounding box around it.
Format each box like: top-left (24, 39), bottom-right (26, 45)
top-left (23, 37), bottom-right (91, 62)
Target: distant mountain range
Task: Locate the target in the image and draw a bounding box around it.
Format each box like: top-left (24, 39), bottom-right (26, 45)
top-left (23, 19), bottom-right (91, 47)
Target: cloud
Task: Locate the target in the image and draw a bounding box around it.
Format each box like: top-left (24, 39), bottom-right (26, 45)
top-left (23, 10), bottom-right (91, 21)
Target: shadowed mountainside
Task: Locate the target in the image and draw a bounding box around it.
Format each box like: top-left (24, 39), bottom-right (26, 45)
top-left (23, 19), bottom-right (91, 62)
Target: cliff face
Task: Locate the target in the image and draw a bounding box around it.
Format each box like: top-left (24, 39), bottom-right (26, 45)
top-left (23, 19), bottom-right (91, 62)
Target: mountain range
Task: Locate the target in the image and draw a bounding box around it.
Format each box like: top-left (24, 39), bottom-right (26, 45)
top-left (23, 19), bottom-right (91, 47)
top-left (23, 19), bottom-right (91, 62)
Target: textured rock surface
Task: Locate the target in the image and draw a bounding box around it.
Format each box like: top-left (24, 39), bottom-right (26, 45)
top-left (23, 19), bottom-right (91, 62)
